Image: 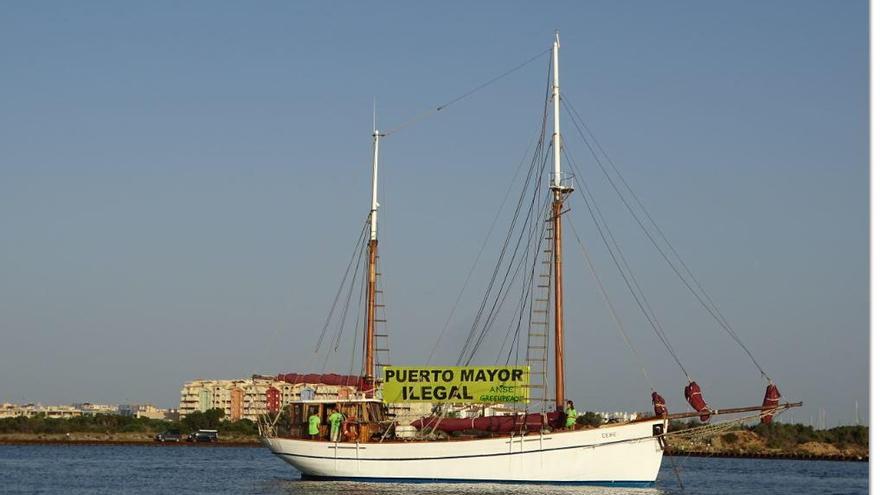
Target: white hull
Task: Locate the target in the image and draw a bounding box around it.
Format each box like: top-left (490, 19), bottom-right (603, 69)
top-left (263, 419), bottom-right (665, 485)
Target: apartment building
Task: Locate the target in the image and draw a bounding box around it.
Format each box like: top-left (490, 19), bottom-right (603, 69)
top-left (73, 403), bottom-right (118, 416)
top-left (0, 403), bottom-right (83, 419)
top-left (118, 403), bottom-right (178, 420)
top-left (178, 378), bottom-right (357, 422)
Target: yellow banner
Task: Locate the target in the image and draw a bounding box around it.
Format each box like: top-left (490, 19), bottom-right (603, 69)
top-left (381, 366), bottom-right (529, 404)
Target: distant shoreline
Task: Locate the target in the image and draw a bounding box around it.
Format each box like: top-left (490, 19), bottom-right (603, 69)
top-left (0, 436), bottom-right (867, 462)
top-left (0, 438), bottom-right (262, 447)
top-left (664, 448), bottom-right (867, 463)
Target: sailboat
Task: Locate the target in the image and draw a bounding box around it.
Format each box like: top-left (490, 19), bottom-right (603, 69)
top-left (260, 33), bottom-right (799, 486)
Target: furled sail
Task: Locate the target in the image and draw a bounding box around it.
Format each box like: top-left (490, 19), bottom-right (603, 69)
top-left (760, 383), bottom-right (781, 424)
top-left (684, 381), bottom-right (710, 422)
top-left (411, 411), bottom-right (563, 434)
top-left (652, 391), bottom-right (668, 417)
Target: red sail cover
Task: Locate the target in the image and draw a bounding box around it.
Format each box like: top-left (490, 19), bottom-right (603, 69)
top-left (652, 391), bottom-right (668, 417)
top-left (411, 411), bottom-right (563, 434)
top-left (274, 373), bottom-right (364, 389)
top-left (684, 381), bottom-right (711, 422)
top-left (761, 383), bottom-right (781, 424)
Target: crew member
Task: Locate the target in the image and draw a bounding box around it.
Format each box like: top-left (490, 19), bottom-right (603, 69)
top-left (307, 408), bottom-right (321, 439)
top-left (565, 400), bottom-right (578, 430)
top-left (328, 407), bottom-right (345, 442)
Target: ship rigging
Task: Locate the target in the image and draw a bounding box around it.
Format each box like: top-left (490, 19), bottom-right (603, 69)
top-left (258, 33), bottom-right (801, 485)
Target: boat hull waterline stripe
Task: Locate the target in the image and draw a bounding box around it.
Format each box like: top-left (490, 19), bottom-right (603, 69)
top-left (299, 473), bottom-right (655, 487)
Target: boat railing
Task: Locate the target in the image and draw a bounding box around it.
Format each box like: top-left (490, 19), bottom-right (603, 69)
top-left (549, 172), bottom-right (575, 191)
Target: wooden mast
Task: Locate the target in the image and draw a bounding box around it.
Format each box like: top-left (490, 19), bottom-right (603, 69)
top-left (552, 195), bottom-right (565, 410)
top-left (364, 129), bottom-right (381, 395)
top-left (550, 32), bottom-right (570, 411)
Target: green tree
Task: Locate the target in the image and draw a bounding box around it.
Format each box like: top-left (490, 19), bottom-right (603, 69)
top-left (576, 411), bottom-right (603, 427)
top-left (180, 408), bottom-right (226, 432)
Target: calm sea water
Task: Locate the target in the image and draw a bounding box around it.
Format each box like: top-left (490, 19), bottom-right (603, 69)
top-left (0, 445), bottom-right (867, 495)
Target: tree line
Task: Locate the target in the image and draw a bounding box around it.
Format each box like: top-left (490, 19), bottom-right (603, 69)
top-left (0, 409), bottom-right (868, 449)
top-left (0, 409), bottom-right (258, 436)
top-left (669, 419), bottom-right (868, 449)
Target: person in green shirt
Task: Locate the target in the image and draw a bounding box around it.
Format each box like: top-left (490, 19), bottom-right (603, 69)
top-left (307, 409), bottom-right (321, 439)
top-left (565, 400), bottom-right (578, 430)
top-left (328, 408), bottom-right (345, 442)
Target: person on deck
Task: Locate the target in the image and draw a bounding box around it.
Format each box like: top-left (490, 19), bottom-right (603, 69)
top-left (307, 409), bottom-right (321, 439)
top-left (565, 400), bottom-right (578, 430)
top-left (328, 408), bottom-right (345, 442)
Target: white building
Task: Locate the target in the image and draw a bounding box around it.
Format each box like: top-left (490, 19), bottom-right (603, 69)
top-left (0, 403), bottom-right (83, 419)
top-left (73, 403), bottom-right (118, 416)
top-left (118, 404), bottom-right (177, 420)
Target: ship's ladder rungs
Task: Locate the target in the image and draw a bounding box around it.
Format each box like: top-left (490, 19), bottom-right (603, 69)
top-left (373, 255), bottom-right (392, 377)
top-left (525, 220), bottom-right (554, 406)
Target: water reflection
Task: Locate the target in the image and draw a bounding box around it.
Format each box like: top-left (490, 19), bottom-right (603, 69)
top-left (0, 446), bottom-right (865, 495)
top-left (263, 478), bottom-right (664, 495)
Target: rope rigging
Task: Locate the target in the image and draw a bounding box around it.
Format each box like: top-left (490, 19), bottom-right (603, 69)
top-left (458, 142), bottom-right (552, 366)
top-left (333, 232), bottom-right (367, 353)
top-left (349, 248), bottom-right (368, 377)
top-left (566, 216), bottom-right (655, 392)
top-left (454, 59), bottom-right (555, 367)
top-left (564, 147), bottom-right (691, 378)
top-left (492, 67), bottom-right (556, 370)
top-left (321, 223), bottom-right (368, 373)
top-left (663, 405), bottom-right (793, 442)
top-left (383, 49), bottom-right (550, 137)
top-left (299, 221), bottom-right (369, 376)
top-left (561, 97), bottom-right (770, 381)
top-left (305, 214), bottom-right (374, 378)
top-left (310, 46), bottom-right (556, 382)
top-left (480, 178), bottom-right (551, 362)
top-left (312, 220), bottom-right (369, 353)
top-left (498, 191), bottom-right (552, 366)
top-left (426, 112), bottom-right (548, 365)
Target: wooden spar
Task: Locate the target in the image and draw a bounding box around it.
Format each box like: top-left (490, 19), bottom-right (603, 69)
top-left (364, 129), bottom-right (381, 393)
top-left (550, 32), bottom-right (569, 411)
top-left (552, 193), bottom-right (565, 410)
top-left (364, 239), bottom-right (378, 384)
top-left (662, 401), bottom-right (803, 421)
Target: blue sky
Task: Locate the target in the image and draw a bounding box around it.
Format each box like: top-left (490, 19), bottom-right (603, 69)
top-left (0, 1), bottom-right (867, 426)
